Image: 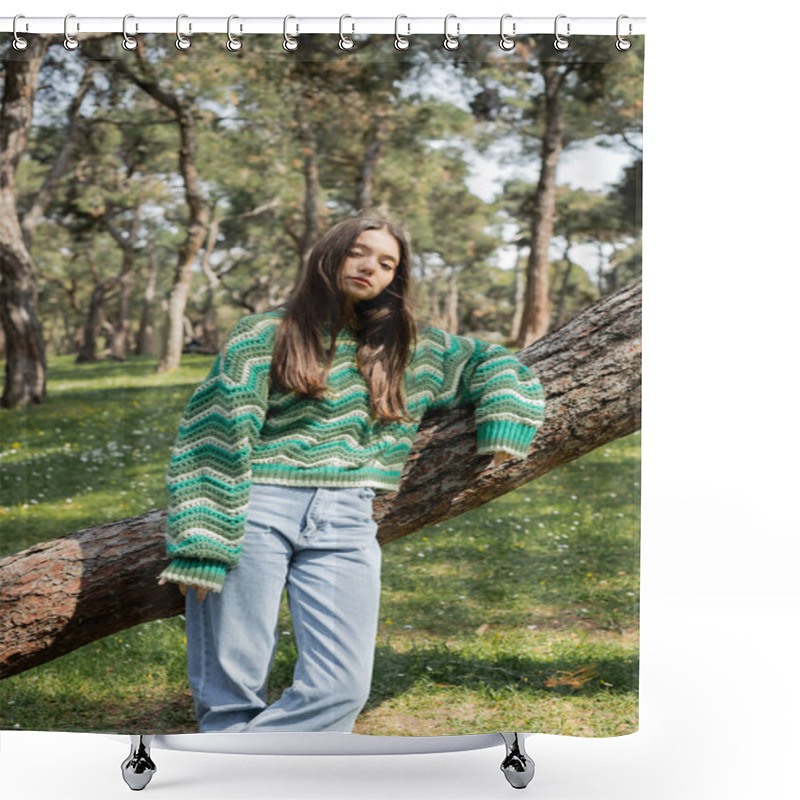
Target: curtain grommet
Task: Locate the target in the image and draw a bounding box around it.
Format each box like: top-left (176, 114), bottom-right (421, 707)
top-left (283, 15), bottom-right (299, 51)
top-left (339, 14), bottom-right (355, 50)
top-left (63, 13), bottom-right (80, 50)
top-left (227, 15), bottom-right (243, 51)
top-left (554, 14), bottom-right (570, 50)
top-left (499, 14), bottom-right (515, 51)
top-left (443, 14), bottom-right (460, 51)
top-left (394, 15), bottom-right (410, 51)
top-left (175, 13), bottom-right (191, 50)
top-left (12, 14), bottom-right (29, 50)
top-left (121, 14), bottom-right (138, 51)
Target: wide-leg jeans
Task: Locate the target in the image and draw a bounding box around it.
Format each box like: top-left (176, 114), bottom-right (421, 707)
top-left (185, 483), bottom-right (381, 733)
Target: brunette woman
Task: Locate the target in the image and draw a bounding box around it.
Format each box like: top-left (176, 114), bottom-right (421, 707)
top-left (159, 215), bottom-right (545, 733)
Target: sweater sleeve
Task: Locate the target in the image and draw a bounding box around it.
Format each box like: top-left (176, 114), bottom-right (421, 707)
top-left (158, 315), bottom-right (275, 593)
top-left (426, 327), bottom-right (545, 458)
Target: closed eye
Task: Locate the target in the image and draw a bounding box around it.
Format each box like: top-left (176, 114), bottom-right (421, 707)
top-left (347, 244), bottom-right (397, 270)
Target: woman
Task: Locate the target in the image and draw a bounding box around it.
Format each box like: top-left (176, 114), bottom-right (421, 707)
top-left (158, 215), bottom-right (545, 733)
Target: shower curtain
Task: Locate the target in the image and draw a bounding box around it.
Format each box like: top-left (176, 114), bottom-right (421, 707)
top-left (0, 26), bottom-right (643, 744)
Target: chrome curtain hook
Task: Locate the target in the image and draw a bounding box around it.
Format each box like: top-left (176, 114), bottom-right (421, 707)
top-left (63, 13), bottom-right (79, 50)
top-left (283, 15), bottom-right (299, 51)
top-left (339, 14), bottom-right (355, 50)
top-left (499, 14), bottom-right (515, 51)
top-left (616, 14), bottom-right (632, 51)
top-left (554, 14), bottom-right (570, 50)
top-left (175, 13), bottom-right (191, 50)
top-left (227, 15), bottom-right (243, 51)
top-left (394, 15), bottom-right (410, 51)
top-left (443, 14), bottom-right (460, 50)
top-left (12, 14), bottom-right (29, 51)
top-left (121, 14), bottom-right (138, 51)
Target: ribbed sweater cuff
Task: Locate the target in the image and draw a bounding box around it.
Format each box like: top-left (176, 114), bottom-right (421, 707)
top-left (158, 557), bottom-right (230, 593)
top-left (476, 419), bottom-right (538, 458)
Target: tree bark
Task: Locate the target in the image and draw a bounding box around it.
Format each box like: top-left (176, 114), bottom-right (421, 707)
top-left (74, 280), bottom-right (111, 363)
top-left (1, 41), bottom-right (104, 406)
top-left (510, 249), bottom-right (525, 343)
top-left (105, 203), bottom-right (142, 361)
top-left (0, 38), bottom-right (56, 408)
top-left (295, 97), bottom-right (322, 271)
top-left (0, 279), bottom-right (641, 678)
top-left (74, 250), bottom-right (116, 364)
top-left (554, 239), bottom-right (575, 330)
top-left (135, 237), bottom-right (160, 356)
top-left (20, 61), bottom-right (96, 251)
top-left (515, 63), bottom-right (570, 348)
top-left (355, 109), bottom-right (388, 211)
top-left (156, 98), bottom-right (209, 373)
top-left (114, 45), bottom-right (211, 374)
top-left (420, 257), bottom-right (443, 328)
top-left (443, 267), bottom-right (460, 334)
top-left (194, 214), bottom-right (222, 352)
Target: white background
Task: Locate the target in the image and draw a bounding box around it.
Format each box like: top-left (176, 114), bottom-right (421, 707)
top-left (3, 1), bottom-right (799, 798)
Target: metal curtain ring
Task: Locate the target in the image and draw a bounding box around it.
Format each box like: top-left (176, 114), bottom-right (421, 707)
top-left (394, 15), bottom-right (410, 50)
top-left (616, 15), bottom-right (632, 51)
top-left (175, 13), bottom-right (191, 50)
top-left (227, 15), bottom-right (243, 51)
top-left (121, 14), bottom-right (138, 51)
top-left (443, 14), bottom-right (460, 50)
top-left (63, 13), bottom-right (79, 50)
top-left (554, 14), bottom-right (570, 50)
top-left (12, 14), bottom-right (29, 51)
top-left (499, 14), bottom-right (515, 51)
top-left (339, 14), bottom-right (355, 50)
top-left (283, 15), bottom-right (299, 51)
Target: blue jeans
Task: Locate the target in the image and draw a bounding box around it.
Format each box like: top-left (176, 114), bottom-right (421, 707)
top-left (185, 483), bottom-right (381, 733)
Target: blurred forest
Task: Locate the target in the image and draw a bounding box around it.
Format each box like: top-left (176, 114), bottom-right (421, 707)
top-left (1, 34), bottom-right (643, 408)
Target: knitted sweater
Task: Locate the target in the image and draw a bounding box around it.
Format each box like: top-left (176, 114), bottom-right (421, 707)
top-left (159, 309), bottom-right (545, 592)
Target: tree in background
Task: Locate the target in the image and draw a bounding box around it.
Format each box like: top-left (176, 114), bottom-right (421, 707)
top-left (2, 41), bottom-right (68, 406)
top-left (4, 35), bottom-right (642, 394)
top-left (462, 36), bottom-right (643, 346)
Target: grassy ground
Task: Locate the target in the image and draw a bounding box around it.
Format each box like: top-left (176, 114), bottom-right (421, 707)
top-left (0, 354), bottom-right (639, 737)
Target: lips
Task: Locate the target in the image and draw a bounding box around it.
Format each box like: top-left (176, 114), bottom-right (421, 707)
top-left (349, 277), bottom-right (371, 287)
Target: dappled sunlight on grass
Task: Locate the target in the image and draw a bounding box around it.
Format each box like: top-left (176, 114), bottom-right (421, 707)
top-left (1, 354), bottom-right (212, 551)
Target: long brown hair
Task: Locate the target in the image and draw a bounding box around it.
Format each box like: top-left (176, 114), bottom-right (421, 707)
top-left (271, 216), bottom-right (418, 423)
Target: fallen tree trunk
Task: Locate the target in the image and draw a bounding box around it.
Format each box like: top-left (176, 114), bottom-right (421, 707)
top-left (0, 279), bottom-right (641, 678)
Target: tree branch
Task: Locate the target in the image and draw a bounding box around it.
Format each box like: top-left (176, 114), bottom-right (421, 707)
top-left (20, 62), bottom-right (97, 250)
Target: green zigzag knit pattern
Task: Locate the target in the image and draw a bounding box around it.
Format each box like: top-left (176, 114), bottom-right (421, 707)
top-left (159, 309), bottom-right (545, 592)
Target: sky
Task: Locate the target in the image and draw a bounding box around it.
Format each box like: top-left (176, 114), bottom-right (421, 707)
top-left (412, 59), bottom-right (640, 275)
top-left (466, 139), bottom-right (638, 273)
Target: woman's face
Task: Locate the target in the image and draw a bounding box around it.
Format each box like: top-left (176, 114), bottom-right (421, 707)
top-left (338, 228), bottom-right (401, 306)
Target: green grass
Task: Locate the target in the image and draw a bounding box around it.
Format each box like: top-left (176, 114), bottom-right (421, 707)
top-left (0, 355), bottom-right (210, 551)
top-left (0, 355), bottom-right (640, 737)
